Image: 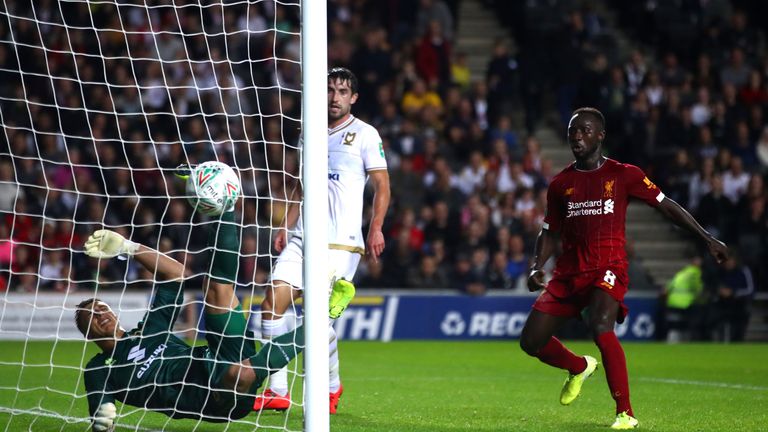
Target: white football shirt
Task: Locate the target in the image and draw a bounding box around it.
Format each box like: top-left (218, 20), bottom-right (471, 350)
top-left (294, 115), bottom-right (387, 254)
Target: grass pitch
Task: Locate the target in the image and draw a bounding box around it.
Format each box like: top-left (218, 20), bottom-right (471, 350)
top-left (0, 340), bottom-right (766, 431)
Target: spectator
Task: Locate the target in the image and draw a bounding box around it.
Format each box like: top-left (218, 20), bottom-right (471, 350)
top-left (456, 151), bottom-right (486, 196)
top-left (401, 78), bottom-right (443, 116)
top-left (663, 256), bottom-right (704, 343)
top-left (390, 157), bottom-right (426, 210)
top-left (756, 126), bottom-right (768, 172)
top-left (0, 160), bottom-right (19, 213)
top-left (697, 174), bottom-right (734, 240)
top-left (452, 249), bottom-right (487, 296)
top-left (415, 0), bottom-right (454, 42)
top-left (487, 250), bottom-right (513, 290)
top-left (691, 87), bottom-right (712, 126)
top-left (485, 39), bottom-right (519, 121)
top-left (357, 259), bottom-right (399, 288)
top-left (719, 47), bottom-right (751, 88)
top-left (722, 156), bottom-right (750, 204)
top-left (415, 20), bottom-right (451, 89)
top-left (505, 234), bottom-right (529, 286)
top-left (731, 120), bottom-right (758, 169)
top-left (450, 51), bottom-right (471, 90)
top-left (711, 253), bottom-right (754, 342)
top-left (406, 254), bottom-right (449, 289)
top-left (626, 240), bottom-right (655, 292)
top-left (688, 157), bottom-right (716, 212)
top-left (739, 69), bottom-right (768, 107)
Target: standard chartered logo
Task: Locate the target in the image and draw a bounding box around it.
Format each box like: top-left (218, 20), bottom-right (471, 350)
top-left (604, 199), bottom-right (614, 214)
top-left (566, 199), bottom-right (615, 218)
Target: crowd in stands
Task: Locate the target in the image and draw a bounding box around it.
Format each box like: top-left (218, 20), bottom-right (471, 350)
top-left (0, 0), bottom-right (766, 330)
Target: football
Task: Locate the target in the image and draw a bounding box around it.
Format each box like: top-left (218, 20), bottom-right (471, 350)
top-left (185, 161), bottom-right (241, 216)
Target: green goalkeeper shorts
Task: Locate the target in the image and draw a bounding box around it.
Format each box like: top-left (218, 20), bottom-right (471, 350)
top-left (203, 306), bottom-right (258, 388)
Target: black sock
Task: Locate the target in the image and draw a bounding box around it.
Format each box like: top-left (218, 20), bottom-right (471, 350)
top-left (249, 325), bottom-right (305, 385)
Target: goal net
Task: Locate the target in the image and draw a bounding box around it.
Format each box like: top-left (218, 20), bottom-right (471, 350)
top-left (0, 1), bottom-right (308, 430)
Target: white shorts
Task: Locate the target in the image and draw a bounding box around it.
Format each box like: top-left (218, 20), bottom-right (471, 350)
top-left (270, 236), bottom-right (362, 290)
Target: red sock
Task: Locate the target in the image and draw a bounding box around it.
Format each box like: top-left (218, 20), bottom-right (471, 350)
top-left (536, 337), bottom-right (587, 375)
top-left (595, 331), bottom-right (633, 416)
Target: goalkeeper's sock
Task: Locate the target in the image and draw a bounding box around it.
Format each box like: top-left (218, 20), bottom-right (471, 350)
top-left (208, 211), bottom-right (240, 284)
top-left (595, 331), bottom-right (633, 416)
top-left (536, 337), bottom-right (588, 375)
top-left (329, 325), bottom-right (341, 393)
top-left (261, 317), bottom-right (290, 396)
top-left (250, 325), bottom-right (305, 386)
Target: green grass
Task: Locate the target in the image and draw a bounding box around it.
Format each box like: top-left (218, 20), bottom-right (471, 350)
top-left (0, 341), bottom-right (767, 431)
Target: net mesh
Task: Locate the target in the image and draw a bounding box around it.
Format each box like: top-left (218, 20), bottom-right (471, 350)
top-left (0, 1), bottom-right (303, 430)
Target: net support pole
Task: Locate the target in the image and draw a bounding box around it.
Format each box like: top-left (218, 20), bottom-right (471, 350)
top-left (301, 1), bottom-right (329, 431)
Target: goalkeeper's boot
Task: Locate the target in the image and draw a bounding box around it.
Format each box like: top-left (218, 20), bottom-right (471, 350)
top-left (173, 163), bottom-right (197, 180)
top-left (560, 355), bottom-right (598, 405)
top-left (610, 412), bottom-right (639, 430)
top-left (329, 383), bottom-right (344, 414)
top-left (253, 389), bottom-right (291, 411)
top-left (329, 278), bottom-right (355, 319)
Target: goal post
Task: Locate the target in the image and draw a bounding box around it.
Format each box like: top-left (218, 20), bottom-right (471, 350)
top-left (0, 1), bottom-right (327, 430)
top-left (300, 0), bottom-right (330, 430)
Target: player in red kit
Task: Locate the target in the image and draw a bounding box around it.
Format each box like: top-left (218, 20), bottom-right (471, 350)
top-left (520, 107), bottom-right (728, 430)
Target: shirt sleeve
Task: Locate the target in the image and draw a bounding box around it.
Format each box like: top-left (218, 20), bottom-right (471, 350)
top-left (84, 357), bottom-right (116, 417)
top-left (624, 164), bottom-right (665, 207)
top-left (542, 181), bottom-right (564, 232)
top-left (361, 127), bottom-right (387, 172)
top-left (137, 281), bottom-right (184, 335)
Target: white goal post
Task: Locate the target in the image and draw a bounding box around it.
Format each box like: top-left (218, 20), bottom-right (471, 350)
top-left (0, 0), bottom-right (327, 431)
top-left (300, 0), bottom-right (329, 430)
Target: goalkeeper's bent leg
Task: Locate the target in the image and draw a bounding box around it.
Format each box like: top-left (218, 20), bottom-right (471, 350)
top-left (248, 325), bottom-right (305, 390)
top-left (205, 211), bottom-right (241, 313)
top-left (208, 211), bottom-right (239, 285)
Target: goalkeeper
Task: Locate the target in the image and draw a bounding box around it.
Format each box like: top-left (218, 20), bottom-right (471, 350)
top-left (75, 211), bottom-right (354, 431)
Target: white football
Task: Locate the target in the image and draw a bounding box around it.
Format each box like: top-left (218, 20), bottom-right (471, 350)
top-left (185, 161), bottom-right (241, 216)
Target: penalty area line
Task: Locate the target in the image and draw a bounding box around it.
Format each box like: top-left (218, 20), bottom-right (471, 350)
top-left (638, 377), bottom-right (768, 391)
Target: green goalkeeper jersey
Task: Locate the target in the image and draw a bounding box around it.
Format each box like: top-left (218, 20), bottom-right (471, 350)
top-left (83, 282), bottom-right (227, 420)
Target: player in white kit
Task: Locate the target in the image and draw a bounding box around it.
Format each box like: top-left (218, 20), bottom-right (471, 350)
top-left (254, 68), bottom-right (391, 413)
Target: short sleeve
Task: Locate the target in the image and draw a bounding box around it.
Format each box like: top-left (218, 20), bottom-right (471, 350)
top-left (361, 127), bottom-right (387, 172)
top-left (543, 182), bottom-right (564, 232)
top-left (624, 164), bottom-right (665, 207)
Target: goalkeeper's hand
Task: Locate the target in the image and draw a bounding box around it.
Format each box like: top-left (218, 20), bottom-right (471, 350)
top-left (85, 230), bottom-right (140, 259)
top-left (92, 402), bottom-right (116, 432)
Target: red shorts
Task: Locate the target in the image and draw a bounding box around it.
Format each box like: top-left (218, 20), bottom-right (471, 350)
top-left (532, 267), bottom-right (630, 323)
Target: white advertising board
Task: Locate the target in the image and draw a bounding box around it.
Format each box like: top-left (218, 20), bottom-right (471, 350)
top-left (0, 292), bottom-right (150, 340)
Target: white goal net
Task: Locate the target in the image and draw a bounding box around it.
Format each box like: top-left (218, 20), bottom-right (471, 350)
top-left (0, 1), bottom-right (307, 430)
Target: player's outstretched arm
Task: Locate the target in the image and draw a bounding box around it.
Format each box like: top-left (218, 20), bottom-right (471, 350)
top-left (366, 169), bottom-right (390, 262)
top-left (527, 228), bottom-right (558, 292)
top-left (656, 197), bottom-right (728, 263)
top-left (84, 230), bottom-right (186, 280)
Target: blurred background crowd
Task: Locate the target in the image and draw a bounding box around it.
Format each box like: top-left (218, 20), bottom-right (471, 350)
top-left (0, 0), bottom-right (766, 340)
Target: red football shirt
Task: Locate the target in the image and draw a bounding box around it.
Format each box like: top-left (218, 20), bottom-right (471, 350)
top-left (543, 158), bottom-right (665, 276)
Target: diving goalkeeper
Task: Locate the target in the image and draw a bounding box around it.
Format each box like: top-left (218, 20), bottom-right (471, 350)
top-left (76, 211), bottom-right (355, 431)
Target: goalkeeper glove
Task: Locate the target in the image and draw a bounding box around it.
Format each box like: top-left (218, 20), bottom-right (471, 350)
top-left (85, 230), bottom-right (140, 259)
top-left (173, 163), bottom-right (196, 180)
top-left (92, 402), bottom-right (116, 432)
